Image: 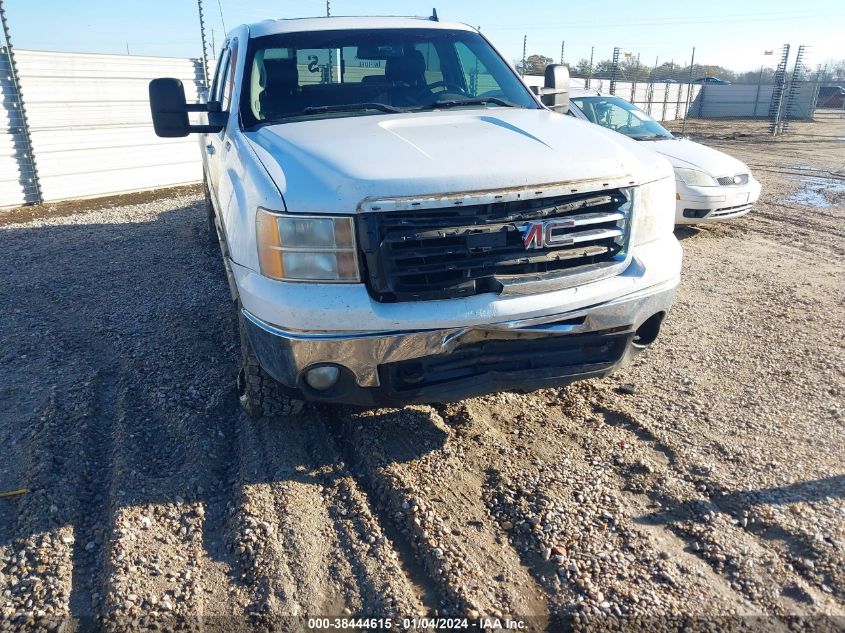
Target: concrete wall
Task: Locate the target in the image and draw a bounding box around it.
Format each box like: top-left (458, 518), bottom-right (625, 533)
top-left (690, 83), bottom-right (818, 119)
top-left (1, 50), bottom-right (206, 208)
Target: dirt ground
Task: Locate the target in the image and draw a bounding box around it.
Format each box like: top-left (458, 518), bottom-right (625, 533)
top-left (1, 116), bottom-right (843, 632)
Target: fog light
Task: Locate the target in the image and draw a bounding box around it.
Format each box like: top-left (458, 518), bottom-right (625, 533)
top-left (304, 366), bottom-right (340, 391)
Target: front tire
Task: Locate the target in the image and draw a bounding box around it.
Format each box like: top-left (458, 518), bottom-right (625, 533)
top-left (237, 312), bottom-right (302, 419)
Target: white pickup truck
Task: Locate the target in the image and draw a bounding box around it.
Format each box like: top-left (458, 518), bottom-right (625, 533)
top-left (149, 15), bottom-right (682, 414)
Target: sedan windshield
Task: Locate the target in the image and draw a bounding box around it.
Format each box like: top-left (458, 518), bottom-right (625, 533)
top-left (571, 96), bottom-right (673, 140)
top-left (241, 28), bottom-right (539, 127)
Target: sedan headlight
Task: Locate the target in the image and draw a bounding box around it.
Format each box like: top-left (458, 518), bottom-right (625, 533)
top-left (675, 167), bottom-right (718, 187)
top-left (256, 209), bottom-right (360, 282)
top-left (632, 176), bottom-right (676, 246)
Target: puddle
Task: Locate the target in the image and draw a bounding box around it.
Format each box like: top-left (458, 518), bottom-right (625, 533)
top-left (786, 175), bottom-right (845, 208)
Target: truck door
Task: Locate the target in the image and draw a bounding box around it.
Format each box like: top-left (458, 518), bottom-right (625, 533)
top-left (204, 40), bottom-right (237, 211)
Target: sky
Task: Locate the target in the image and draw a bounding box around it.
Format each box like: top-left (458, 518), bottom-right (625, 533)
top-left (5, 0), bottom-right (844, 72)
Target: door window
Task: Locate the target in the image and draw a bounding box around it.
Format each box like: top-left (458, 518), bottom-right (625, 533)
top-left (211, 46), bottom-right (231, 104)
top-left (211, 40), bottom-right (238, 111)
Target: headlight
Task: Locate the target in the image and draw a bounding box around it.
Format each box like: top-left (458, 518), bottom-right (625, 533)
top-left (256, 209), bottom-right (360, 282)
top-left (675, 167), bottom-right (717, 187)
top-left (632, 176), bottom-right (676, 246)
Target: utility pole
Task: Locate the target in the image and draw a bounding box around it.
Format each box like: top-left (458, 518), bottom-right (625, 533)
top-left (0, 0), bottom-right (42, 204)
top-left (521, 34), bottom-right (527, 77)
top-left (586, 45), bottom-right (594, 88)
top-left (197, 0), bottom-right (210, 88)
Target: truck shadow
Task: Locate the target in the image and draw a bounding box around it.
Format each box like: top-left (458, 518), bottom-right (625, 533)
top-left (673, 225), bottom-right (701, 240)
top-left (0, 201), bottom-right (447, 626)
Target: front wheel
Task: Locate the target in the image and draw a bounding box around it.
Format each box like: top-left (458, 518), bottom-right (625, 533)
top-left (237, 311), bottom-right (303, 419)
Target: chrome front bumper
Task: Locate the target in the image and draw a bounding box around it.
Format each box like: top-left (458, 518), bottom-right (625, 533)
top-left (242, 275), bottom-right (678, 404)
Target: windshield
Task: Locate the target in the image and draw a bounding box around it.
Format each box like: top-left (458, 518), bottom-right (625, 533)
top-left (241, 28), bottom-right (538, 127)
top-left (570, 96), bottom-right (673, 140)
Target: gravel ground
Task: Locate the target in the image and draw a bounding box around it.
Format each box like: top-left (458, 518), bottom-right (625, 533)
top-left (1, 116), bottom-right (843, 632)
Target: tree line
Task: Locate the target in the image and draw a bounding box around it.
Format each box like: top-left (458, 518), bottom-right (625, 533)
top-left (516, 54), bottom-right (845, 84)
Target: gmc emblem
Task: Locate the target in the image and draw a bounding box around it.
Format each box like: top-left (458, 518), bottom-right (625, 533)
top-left (516, 220), bottom-right (575, 249)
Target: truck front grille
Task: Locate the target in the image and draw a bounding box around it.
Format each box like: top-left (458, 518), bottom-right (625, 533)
top-left (357, 189), bottom-right (631, 302)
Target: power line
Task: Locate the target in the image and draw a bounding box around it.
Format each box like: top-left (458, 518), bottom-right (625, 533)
top-left (217, 0), bottom-right (227, 33)
top-left (486, 10), bottom-right (843, 31)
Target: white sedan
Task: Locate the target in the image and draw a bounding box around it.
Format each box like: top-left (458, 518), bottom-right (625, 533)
top-left (567, 89), bottom-right (761, 224)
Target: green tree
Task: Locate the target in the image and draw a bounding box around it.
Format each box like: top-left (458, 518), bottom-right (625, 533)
top-left (572, 57), bottom-right (593, 76)
top-left (811, 60), bottom-right (844, 82)
top-left (516, 53), bottom-right (555, 75)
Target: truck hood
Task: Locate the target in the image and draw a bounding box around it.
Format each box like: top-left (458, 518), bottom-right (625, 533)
top-left (244, 108), bottom-right (672, 214)
top-left (646, 137), bottom-right (749, 178)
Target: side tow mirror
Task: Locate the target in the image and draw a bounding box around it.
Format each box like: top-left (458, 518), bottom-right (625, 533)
top-left (149, 78), bottom-right (191, 137)
top-left (149, 78), bottom-right (225, 137)
top-left (541, 64), bottom-right (570, 114)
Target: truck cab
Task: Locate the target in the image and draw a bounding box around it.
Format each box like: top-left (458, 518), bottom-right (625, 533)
top-left (149, 16), bottom-right (682, 413)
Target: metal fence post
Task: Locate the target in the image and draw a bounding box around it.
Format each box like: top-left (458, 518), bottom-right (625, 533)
top-left (0, 0), bottom-right (42, 205)
top-left (196, 0), bottom-right (210, 88)
top-left (680, 46), bottom-right (695, 136)
top-left (782, 45), bottom-right (806, 131)
top-left (521, 35), bottom-right (526, 77)
top-left (752, 66), bottom-right (763, 117)
top-left (609, 47), bottom-right (620, 95)
top-left (674, 83), bottom-right (682, 121)
top-left (769, 44), bottom-right (790, 135)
